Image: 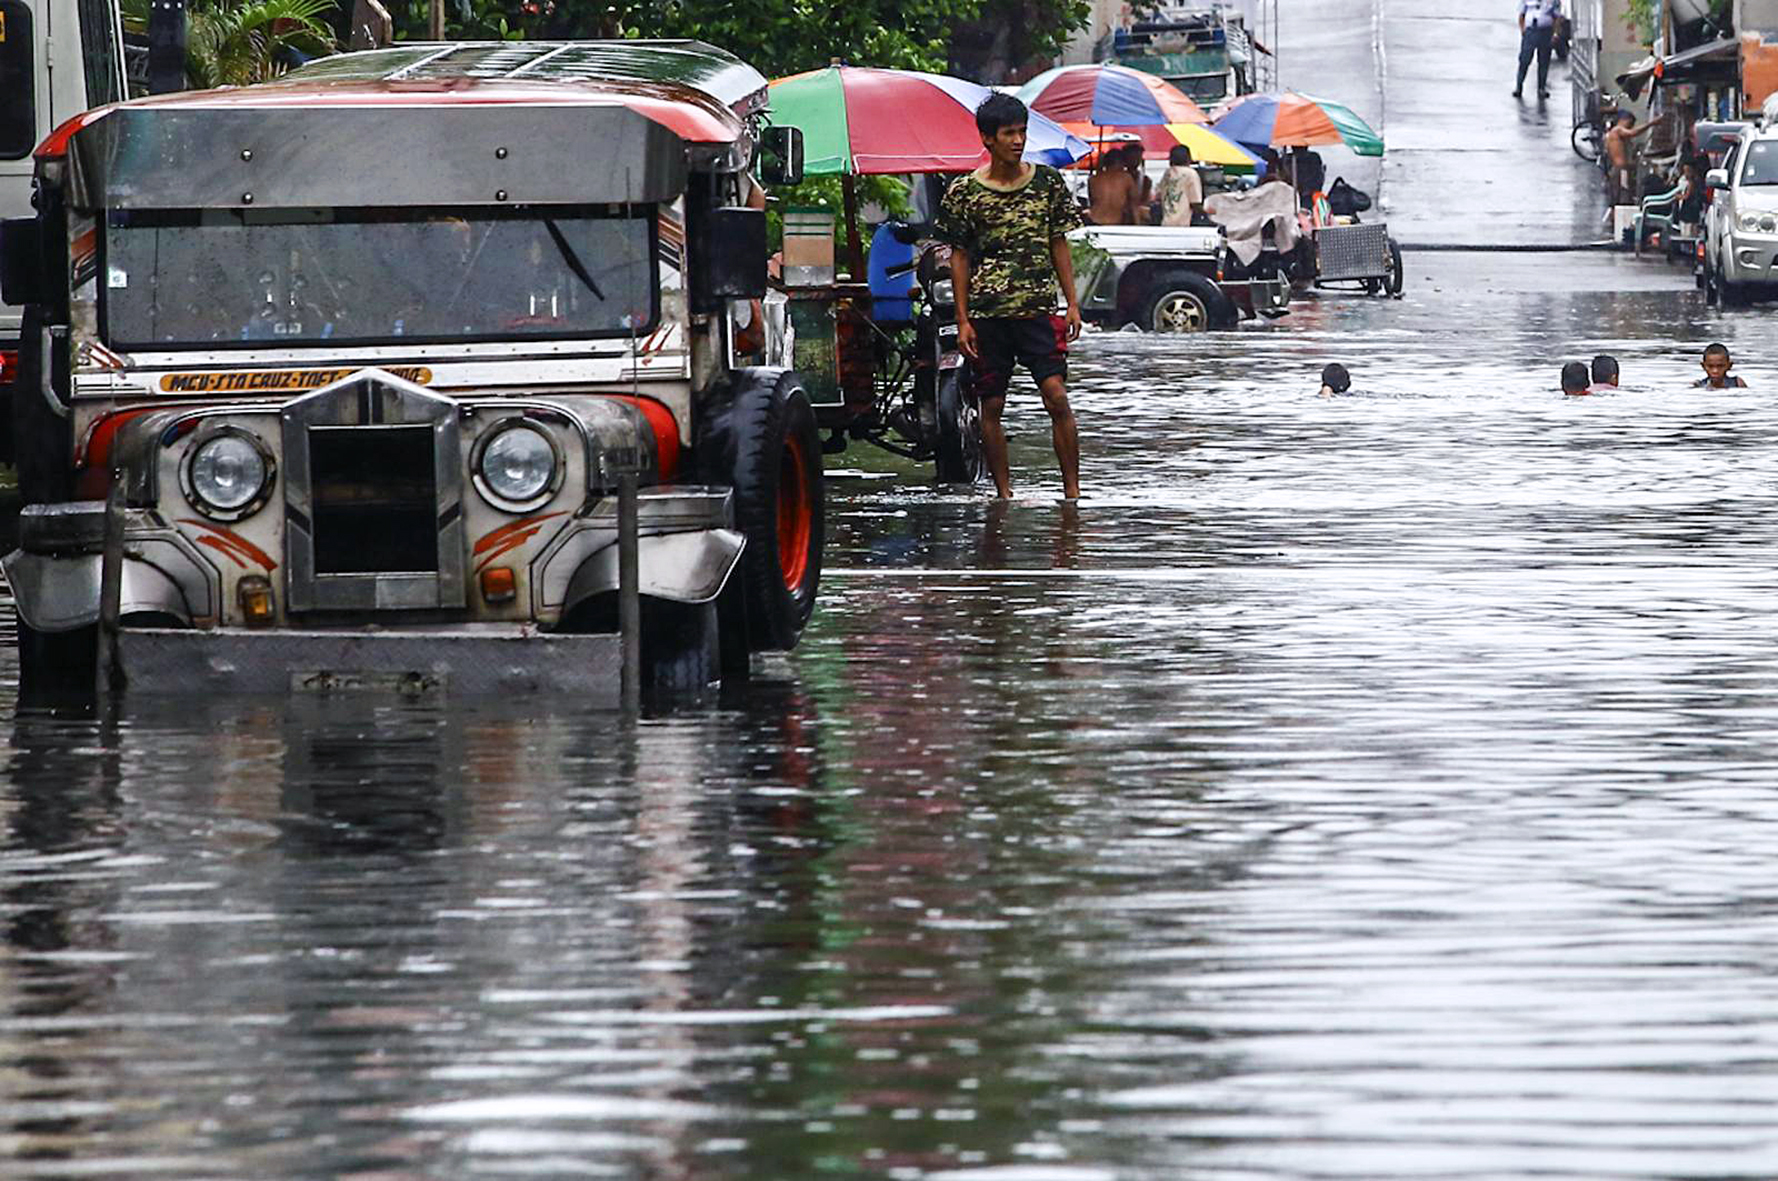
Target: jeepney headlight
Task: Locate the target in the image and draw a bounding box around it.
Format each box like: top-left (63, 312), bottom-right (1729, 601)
top-left (474, 422), bottom-right (559, 509)
top-left (184, 430), bottom-right (274, 520)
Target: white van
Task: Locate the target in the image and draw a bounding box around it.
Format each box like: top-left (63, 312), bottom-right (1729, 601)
top-left (1, 0), bottom-right (127, 409)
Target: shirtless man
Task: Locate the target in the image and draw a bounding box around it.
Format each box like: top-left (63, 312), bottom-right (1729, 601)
top-left (1087, 146), bottom-right (1139, 225)
top-left (1603, 110), bottom-right (1655, 207)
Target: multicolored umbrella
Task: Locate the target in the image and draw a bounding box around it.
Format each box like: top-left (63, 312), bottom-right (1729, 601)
top-left (1211, 92), bottom-right (1385, 157)
top-left (1017, 64), bottom-right (1210, 128)
top-left (1057, 121), bottom-right (1259, 170)
top-left (767, 66), bottom-right (1090, 175)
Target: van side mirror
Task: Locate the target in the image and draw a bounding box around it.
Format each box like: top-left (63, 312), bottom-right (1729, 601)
top-left (691, 206), bottom-right (767, 313)
top-left (0, 217), bottom-right (44, 307)
top-left (757, 126), bottom-right (804, 187)
top-left (1706, 167), bottom-right (1729, 191)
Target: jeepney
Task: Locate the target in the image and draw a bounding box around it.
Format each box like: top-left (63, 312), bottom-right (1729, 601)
top-left (0, 40), bottom-right (820, 703)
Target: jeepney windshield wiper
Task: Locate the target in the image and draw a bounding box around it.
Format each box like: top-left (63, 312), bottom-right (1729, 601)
top-left (544, 219), bottom-right (606, 301)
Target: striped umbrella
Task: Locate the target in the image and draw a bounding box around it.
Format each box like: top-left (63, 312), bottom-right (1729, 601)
top-left (1211, 92), bottom-right (1385, 157)
top-left (767, 66), bottom-right (1090, 175)
top-left (1017, 64), bottom-right (1210, 127)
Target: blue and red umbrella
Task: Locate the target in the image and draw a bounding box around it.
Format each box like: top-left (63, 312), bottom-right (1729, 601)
top-left (1017, 64), bottom-right (1210, 128)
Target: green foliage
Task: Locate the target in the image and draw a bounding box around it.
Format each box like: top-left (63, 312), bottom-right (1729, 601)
top-left (391, 0), bottom-right (530, 40)
top-left (389, 0), bottom-right (1088, 80)
top-left (765, 175), bottom-right (913, 256)
top-left (1625, 0), bottom-right (1656, 45)
top-left (1626, 0), bottom-right (1734, 46)
top-left (121, 0), bottom-right (338, 87)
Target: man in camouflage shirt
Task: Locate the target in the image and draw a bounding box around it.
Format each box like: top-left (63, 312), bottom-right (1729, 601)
top-left (936, 93), bottom-right (1084, 500)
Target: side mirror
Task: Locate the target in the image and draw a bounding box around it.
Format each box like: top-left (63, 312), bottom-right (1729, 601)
top-left (0, 217), bottom-right (44, 307)
top-left (691, 206), bottom-right (767, 313)
top-left (757, 125), bottom-right (804, 187)
top-left (1706, 168), bottom-right (1729, 191)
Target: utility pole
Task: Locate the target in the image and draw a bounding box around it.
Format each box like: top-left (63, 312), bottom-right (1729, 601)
top-left (146, 0), bottom-right (186, 94)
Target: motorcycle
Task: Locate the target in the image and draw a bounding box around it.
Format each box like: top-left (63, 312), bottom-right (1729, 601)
top-left (859, 222), bottom-right (983, 484)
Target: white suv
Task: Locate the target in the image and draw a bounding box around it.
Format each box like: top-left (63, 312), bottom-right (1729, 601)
top-left (1705, 127), bottom-right (1778, 307)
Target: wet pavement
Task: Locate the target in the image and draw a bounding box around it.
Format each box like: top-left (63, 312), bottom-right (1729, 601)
top-left (8, 4), bottom-right (1778, 1181)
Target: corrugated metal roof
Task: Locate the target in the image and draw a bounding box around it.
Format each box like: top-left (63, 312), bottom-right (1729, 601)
top-left (292, 41), bottom-right (770, 117)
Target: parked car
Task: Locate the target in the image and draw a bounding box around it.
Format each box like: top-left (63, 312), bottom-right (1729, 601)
top-left (1704, 124), bottom-right (1778, 307)
top-left (0, 40), bottom-right (820, 703)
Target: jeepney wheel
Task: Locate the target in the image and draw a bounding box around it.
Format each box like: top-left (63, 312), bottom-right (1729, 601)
top-left (641, 599), bottom-right (718, 704)
top-left (15, 613), bottom-right (98, 703)
top-left (730, 370), bottom-right (824, 652)
top-left (12, 308), bottom-right (73, 506)
top-left (933, 367), bottom-right (983, 485)
top-left (1136, 272), bottom-right (1236, 333)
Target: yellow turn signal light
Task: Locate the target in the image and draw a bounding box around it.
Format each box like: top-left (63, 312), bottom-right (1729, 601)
top-left (480, 566), bottom-right (517, 604)
top-left (238, 575), bottom-right (275, 626)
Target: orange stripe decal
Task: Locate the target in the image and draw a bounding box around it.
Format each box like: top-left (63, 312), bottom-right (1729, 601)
top-left (180, 519), bottom-right (278, 572)
top-left (473, 511), bottom-right (566, 557)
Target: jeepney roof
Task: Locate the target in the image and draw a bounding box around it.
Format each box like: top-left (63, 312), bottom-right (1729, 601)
top-left (290, 40), bottom-right (771, 119)
top-left (48, 41), bottom-right (771, 211)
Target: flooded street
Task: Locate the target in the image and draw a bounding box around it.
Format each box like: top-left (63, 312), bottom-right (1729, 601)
top-left (13, 0), bottom-right (1778, 1177)
top-left (12, 253), bottom-right (1778, 1178)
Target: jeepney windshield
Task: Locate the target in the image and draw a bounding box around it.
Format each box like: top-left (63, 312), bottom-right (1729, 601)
top-left (101, 205), bottom-right (659, 348)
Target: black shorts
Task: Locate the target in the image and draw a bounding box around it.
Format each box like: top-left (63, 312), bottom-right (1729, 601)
top-left (968, 315), bottom-right (1068, 399)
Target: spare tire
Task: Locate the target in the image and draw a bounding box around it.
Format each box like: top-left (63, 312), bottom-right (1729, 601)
top-left (719, 369), bottom-right (824, 652)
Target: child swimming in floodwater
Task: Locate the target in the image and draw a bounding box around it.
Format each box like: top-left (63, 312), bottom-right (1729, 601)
top-left (1561, 360), bottom-right (1591, 396)
top-left (1696, 342), bottom-right (1749, 388)
top-left (1590, 354), bottom-right (1619, 391)
top-left (1318, 363), bottom-right (1351, 396)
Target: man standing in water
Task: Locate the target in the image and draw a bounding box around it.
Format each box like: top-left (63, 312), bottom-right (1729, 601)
top-left (1513, 0), bottom-right (1562, 99)
top-left (938, 93), bottom-right (1085, 500)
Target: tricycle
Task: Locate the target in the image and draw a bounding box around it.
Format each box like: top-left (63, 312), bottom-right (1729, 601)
top-left (0, 40), bottom-right (821, 703)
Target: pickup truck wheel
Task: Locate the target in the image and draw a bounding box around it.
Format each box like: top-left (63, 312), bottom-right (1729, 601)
top-left (15, 612), bottom-right (97, 702)
top-left (1720, 274), bottom-right (1750, 308)
top-left (933, 367), bottom-right (982, 484)
top-left (730, 370), bottom-right (823, 652)
top-left (1137, 272), bottom-right (1235, 332)
top-left (12, 308), bottom-right (72, 506)
top-left (641, 599), bottom-right (717, 703)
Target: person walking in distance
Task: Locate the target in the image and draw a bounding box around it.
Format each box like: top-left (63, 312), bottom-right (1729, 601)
top-left (937, 93), bottom-right (1085, 500)
top-left (1514, 0), bottom-right (1562, 100)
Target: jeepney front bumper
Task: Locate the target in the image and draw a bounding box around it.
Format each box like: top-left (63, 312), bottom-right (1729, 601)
top-left (115, 625), bottom-right (625, 698)
top-left (2, 488), bottom-right (743, 700)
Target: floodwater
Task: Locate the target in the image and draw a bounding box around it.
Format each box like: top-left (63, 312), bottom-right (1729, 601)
top-left (9, 256), bottom-right (1778, 1179)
